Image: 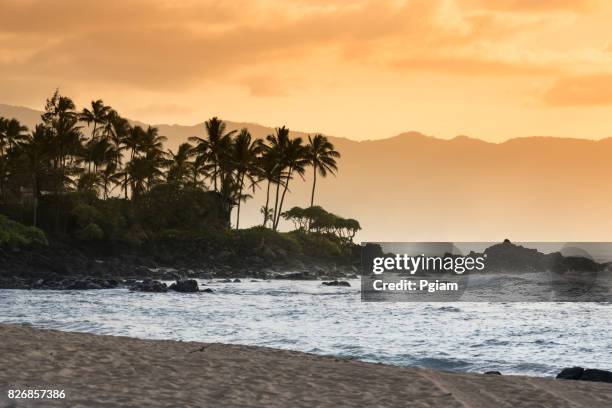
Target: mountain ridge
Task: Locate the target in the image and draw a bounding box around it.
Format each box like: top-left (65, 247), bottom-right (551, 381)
top-left (3, 102), bottom-right (612, 242)
top-left (3, 103), bottom-right (611, 145)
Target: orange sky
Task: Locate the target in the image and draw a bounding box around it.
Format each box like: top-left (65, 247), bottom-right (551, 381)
top-left (2, 0), bottom-right (612, 142)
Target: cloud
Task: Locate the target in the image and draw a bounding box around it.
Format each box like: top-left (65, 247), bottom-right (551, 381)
top-left (458, 0), bottom-right (601, 13)
top-left (392, 54), bottom-right (560, 76)
top-left (544, 74), bottom-right (612, 106)
top-left (0, 0), bottom-right (611, 102)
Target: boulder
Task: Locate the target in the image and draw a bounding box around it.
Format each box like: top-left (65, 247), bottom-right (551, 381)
top-left (130, 279), bottom-right (168, 293)
top-left (202, 288), bottom-right (214, 293)
top-left (556, 367), bottom-right (612, 383)
top-left (233, 279), bottom-right (241, 283)
top-left (581, 369), bottom-right (612, 383)
top-left (484, 371), bottom-right (502, 375)
top-left (556, 367), bottom-right (584, 380)
top-left (322, 280), bottom-right (351, 287)
top-left (169, 279), bottom-right (199, 293)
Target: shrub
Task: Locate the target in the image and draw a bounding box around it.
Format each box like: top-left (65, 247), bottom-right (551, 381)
top-left (75, 222), bottom-right (104, 241)
top-left (0, 215), bottom-right (48, 247)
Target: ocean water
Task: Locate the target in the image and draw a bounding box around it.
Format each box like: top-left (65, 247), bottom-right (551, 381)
top-left (1, 279), bottom-right (610, 377)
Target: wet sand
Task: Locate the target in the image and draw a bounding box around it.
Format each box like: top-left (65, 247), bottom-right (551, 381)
top-left (0, 324), bottom-right (611, 407)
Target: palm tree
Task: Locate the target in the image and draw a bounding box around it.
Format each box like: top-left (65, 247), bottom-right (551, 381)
top-left (189, 153), bottom-right (210, 188)
top-left (273, 136), bottom-right (307, 230)
top-left (80, 100), bottom-right (111, 141)
top-left (140, 127), bottom-right (167, 189)
top-left (99, 162), bottom-right (122, 199)
top-left (123, 126), bottom-right (145, 161)
top-left (42, 91), bottom-right (84, 195)
top-left (120, 125), bottom-right (145, 198)
top-left (266, 126), bottom-right (290, 229)
top-left (189, 117), bottom-right (236, 192)
top-left (3, 118), bottom-right (28, 150)
top-left (166, 142), bottom-right (194, 185)
top-left (231, 129), bottom-right (261, 229)
top-left (0, 118), bottom-right (28, 201)
top-left (257, 144), bottom-right (282, 227)
top-left (305, 134), bottom-right (340, 207)
top-left (17, 124), bottom-right (51, 226)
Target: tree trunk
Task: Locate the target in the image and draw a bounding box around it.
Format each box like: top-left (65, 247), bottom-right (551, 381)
top-left (236, 172), bottom-right (244, 229)
top-left (263, 179), bottom-right (271, 226)
top-left (32, 175), bottom-right (38, 227)
top-left (310, 164), bottom-right (317, 207)
top-left (274, 168), bottom-right (292, 230)
top-left (213, 162), bottom-right (218, 192)
top-left (272, 179), bottom-right (281, 231)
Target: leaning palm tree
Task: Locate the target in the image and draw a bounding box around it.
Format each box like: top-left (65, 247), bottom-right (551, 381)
top-left (257, 144), bottom-right (282, 227)
top-left (305, 134), bottom-right (340, 207)
top-left (273, 135), bottom-right (308, 231)
top-left (266, 126), bottom-right (290, 228)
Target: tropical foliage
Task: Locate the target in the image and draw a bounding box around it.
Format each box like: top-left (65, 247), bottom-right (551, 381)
top-left (0, 91), bottom-right (349, 240)
top-left (281, 206), bottom-right (361, 243)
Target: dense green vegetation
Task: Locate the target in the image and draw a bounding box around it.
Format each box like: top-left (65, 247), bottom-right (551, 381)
top-left (0, 214), bottom-right (47, 247)
top-left (0, 91), bottom-right (359, 261)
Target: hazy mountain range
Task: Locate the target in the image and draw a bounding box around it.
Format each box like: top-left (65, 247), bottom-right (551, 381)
top-left (2, 103), bottom-right (612, 242)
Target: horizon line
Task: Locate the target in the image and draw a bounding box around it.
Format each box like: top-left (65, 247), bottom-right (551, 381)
top-left (2, 101), bottom-right (611, 145)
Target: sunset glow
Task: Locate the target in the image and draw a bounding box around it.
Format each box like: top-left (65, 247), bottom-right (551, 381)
top-left (2, 0), bottom-right (612, 141)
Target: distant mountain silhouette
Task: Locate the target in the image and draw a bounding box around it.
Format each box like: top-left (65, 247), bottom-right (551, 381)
top-left (3, 103), bottom-right (612, 242)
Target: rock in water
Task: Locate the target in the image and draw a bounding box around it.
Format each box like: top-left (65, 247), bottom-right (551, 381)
top-left (130, 279), bottom-right (168, 293)
top-left (322, 280), bottom-right (351, 287)
top-left (484, 371), bottom-right (502, 375)
top-left (169, 279), bottom-right (199, 293)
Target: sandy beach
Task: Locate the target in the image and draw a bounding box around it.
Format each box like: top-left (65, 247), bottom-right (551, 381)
top-left (0, 324), bottom-right (610, 407)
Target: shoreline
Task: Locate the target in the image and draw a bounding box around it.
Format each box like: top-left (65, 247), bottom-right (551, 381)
top-left (1, 324), bottom-right (611, 407)
top-left (0, 241), bottom-right (359, 290)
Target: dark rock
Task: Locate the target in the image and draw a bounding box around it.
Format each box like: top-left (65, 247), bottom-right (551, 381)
top-left (484, 371), bottom-right (502, 375)
top-left (169, 279), bottom-right (199, 293)
top-left (556, 367), bottom-right (584, 380)
top-left (202, 288), bottom-right (214, 293)
top-left (130, 279), bottom-right (168, 293)
top-left (322, 280), bottom-right (351, 287)
top-left (283, 272), bottom-right (317, 280)
top-left (161, 270), bottom-right (183, 281)
top-left (581, 369), bottom-right (612, 383)
top-left (556, 367), bottom-right (612, 383)
top-left (218, 279), bottom-right (232, 283)
top-left (233, 279), bottom-right (241, 283)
